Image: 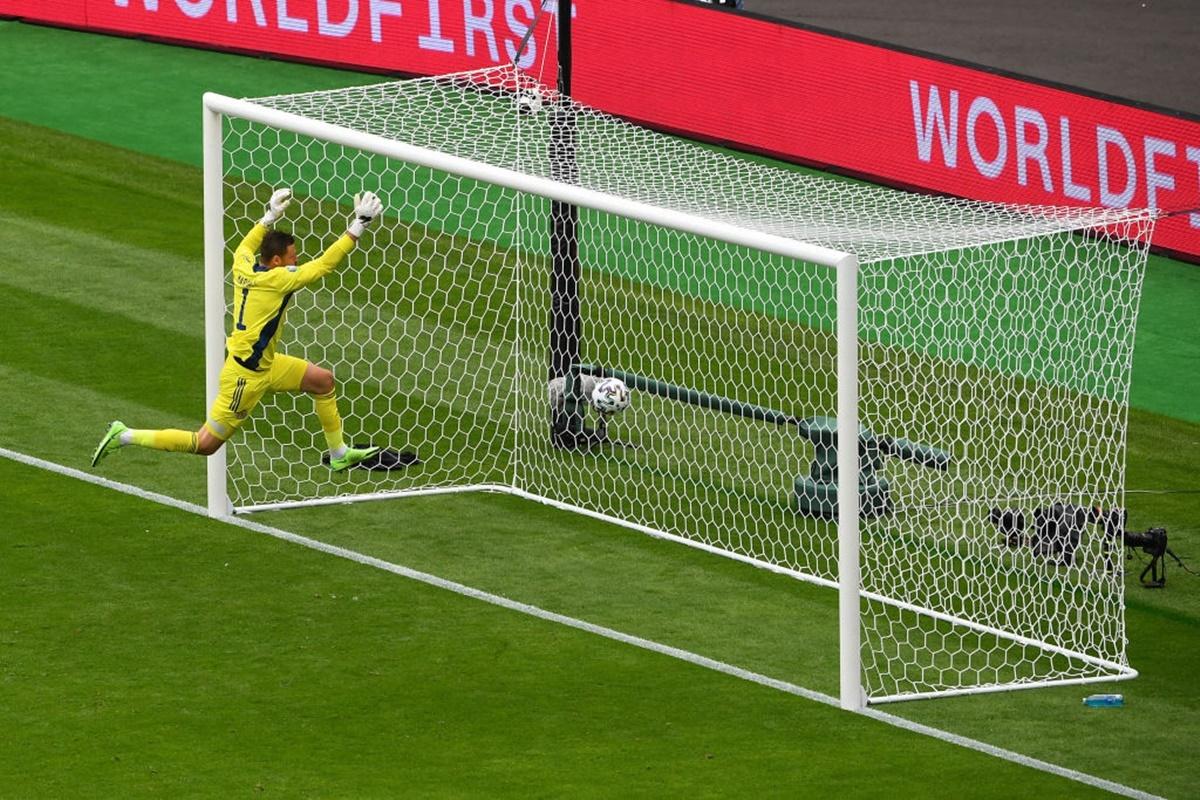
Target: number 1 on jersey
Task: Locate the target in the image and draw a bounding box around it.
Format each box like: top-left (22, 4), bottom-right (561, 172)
top-left (235, 287), bottom-right (250, 330)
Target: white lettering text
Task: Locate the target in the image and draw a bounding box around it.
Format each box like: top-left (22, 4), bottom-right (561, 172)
top-left (910, 81), bottom-right (958, 168)
top-left (966, 96), bottom-right (1007, 179)
top-left (1143, 136), bottom-right (1176, 211)
top-left (226, 0), bottom-right (266, 24)
top-left (369, 0), bottom-right (403, 42)
top-left (175, 0), bottom-right (211, 16)
top-left (1014, 105), bottom-right (1052, 192)
top-left (277, 0), bottom-right (309, 31)
top-left (1097, 126), bottom-right (1136, 207)
top-left (505, 0), bottom-right (537, 68)
top-left (1059, 116), bottom-right (1092, 202)
top-left (317, 0), bottom-right (357, 36)
top-left (419, 0), bottom-right (455, 52)
top-left (1186, 147), bottom-right (1200, 227)
top-left (464, 0), bottom-right (499, 61)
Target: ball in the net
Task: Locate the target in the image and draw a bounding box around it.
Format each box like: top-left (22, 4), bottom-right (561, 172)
top-left (591, 377), bottom-right (631, 414)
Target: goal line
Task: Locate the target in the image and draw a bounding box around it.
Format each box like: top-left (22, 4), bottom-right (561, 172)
top-left (0, 446), bottom-right (1161, 800)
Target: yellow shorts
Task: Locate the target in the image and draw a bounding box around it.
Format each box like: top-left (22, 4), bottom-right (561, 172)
top-left (204, 354), bottom-right (309, 441)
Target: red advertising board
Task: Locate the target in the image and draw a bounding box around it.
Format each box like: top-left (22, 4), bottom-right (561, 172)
top-left (0, 0), bottom-right (564, 74)
top-left (5, 0), bottom-right (87, 25)
top-left (6, 0), bottom-right (1200, 260)
top-left (574, 0), bottom-right (1200, 260)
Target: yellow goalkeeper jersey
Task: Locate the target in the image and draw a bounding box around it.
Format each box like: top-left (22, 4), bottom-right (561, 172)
top-left (226, 224), bottom-right (355, 372)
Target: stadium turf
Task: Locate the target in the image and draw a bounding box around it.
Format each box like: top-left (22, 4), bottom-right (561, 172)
top-left (0, 457), bottom-right (1124, 799)
top-left (1, 20), bottom-right (1199, 798)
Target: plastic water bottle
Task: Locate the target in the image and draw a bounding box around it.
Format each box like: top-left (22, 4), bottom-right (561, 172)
top-left (1082, 693), bottom-right (1124, 707)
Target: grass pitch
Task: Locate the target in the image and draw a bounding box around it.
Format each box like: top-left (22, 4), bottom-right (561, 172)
top-left (3, 458), bottom-right (1127, 799)
top-left (1, 21), bottom-right (1199, 797)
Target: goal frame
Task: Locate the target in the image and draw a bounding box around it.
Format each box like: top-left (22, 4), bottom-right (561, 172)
top-left (200, 90), bottom-right (1136, 711)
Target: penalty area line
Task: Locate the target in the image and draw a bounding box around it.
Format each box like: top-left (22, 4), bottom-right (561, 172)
top-left (0, 446), bottom-right (1161, 800)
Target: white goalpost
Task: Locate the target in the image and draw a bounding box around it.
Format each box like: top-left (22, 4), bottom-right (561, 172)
top-left (201, 67), bottom-right (1155, 708)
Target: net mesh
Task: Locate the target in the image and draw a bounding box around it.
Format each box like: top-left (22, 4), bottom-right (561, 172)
top-left (215, 65), bottom-right (1155, 700)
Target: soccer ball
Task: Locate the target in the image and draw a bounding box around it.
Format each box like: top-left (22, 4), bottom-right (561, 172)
top-left (591, 377), bottom-right (631, 415)
top-left (517, 90), bottom-right (543, 115)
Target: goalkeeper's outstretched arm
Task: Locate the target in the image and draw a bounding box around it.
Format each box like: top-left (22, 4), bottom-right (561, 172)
top-left (256, 191), bottom-right (385, 293)
top-left (233, 187), bottom-right (293, 264)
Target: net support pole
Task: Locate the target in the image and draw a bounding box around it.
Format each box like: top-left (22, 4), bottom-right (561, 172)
top-left (549, 0), bottom-right (580, 395)
top-left (837, 254), bottom-right (862, 711)
top-left (202, 100), bottom-right (229, 519)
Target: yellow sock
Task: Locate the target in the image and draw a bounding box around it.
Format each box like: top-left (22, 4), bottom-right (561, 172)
top-left (314, 390), bottom-right (345, 454)
top-left (129, 429), bottom-right (198, 454)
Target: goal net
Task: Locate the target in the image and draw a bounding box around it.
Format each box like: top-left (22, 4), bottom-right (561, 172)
top-left (204, 66), bottom-right (1155, 704)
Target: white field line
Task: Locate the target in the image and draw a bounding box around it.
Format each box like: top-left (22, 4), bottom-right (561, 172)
top-left (0, 447), bottom-right (1161, 800)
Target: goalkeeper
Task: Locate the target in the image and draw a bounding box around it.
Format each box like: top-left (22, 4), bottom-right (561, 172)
top-left (92, 188), bottom-right (384, 473)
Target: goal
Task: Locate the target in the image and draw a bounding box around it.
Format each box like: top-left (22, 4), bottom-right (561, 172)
top-left (201, 67), bottom-right (1155, 707)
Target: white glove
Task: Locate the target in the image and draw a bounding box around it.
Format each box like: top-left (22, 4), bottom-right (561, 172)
top-left (347, 191), bottom-right (384, 238)
top-left (260, 188), bottom-right (292, 226)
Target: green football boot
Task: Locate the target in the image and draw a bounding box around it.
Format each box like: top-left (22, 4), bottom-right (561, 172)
top-left (329, 445), bottom-right (382, 473)
top-left (91, 420), bottom-right (129, 468)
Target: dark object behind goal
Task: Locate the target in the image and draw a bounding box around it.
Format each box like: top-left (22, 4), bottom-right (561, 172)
top-left (990, 504), bottom-right (1185, 587)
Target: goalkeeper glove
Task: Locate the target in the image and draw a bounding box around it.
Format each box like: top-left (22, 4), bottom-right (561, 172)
top-left (347, 191), bottom-right (384, 238)
top-left (260, 188), bottom-right (293, 226)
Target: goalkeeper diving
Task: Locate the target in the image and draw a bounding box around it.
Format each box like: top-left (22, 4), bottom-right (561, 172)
top-left (92, 189), bottom-right (385, 472)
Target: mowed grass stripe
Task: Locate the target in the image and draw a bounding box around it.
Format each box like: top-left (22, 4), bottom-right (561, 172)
top-left (0, 21), bottom-right (384, 165)
top-left (0, 58), bottom-right (1196, 796)
top-left (0, 211), bottom-right (201, 336)
top-left (0, 455), bottom-right (1117, 799)
top-left (1, 285), bottom-right (201, 417)
top-left (0, 116), bottom-right (203, 255)
top-left (0, 362), bottom-right (206, 503)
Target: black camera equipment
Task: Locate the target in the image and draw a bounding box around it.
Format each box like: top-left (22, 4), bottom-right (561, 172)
top-left (988, 503), bottom-right (1087, 566)
top-left (1091, 508), bottom-right (1181, 589)
top-left (989, 504), bottom-right (1184, 587)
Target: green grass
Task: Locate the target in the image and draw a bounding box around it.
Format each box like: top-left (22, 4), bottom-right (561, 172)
top-left (1, 97), bottom-right (1197, 800)
top-left (2, 21), bottom-right (1200, 797)
top-left (2, 459), bottom-right (1123, 799)
top-left (0, 20), bottom-right (383, 164)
